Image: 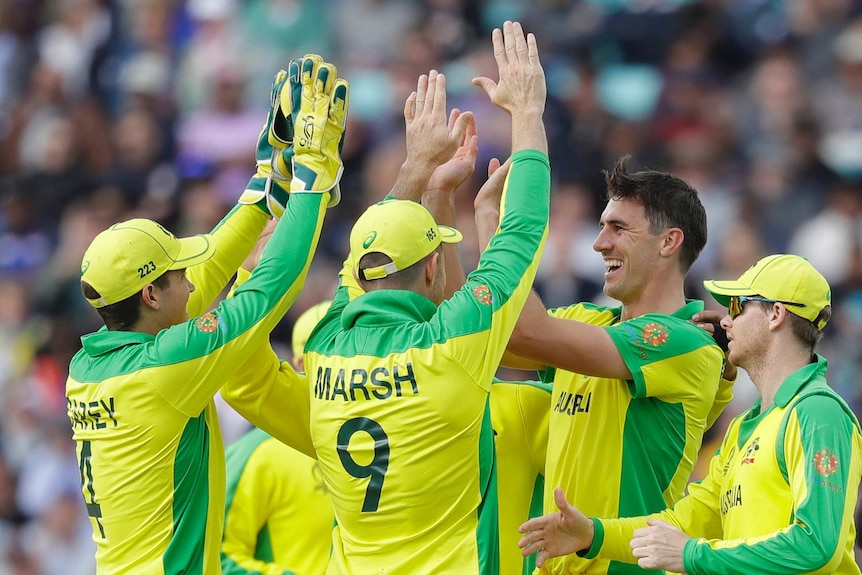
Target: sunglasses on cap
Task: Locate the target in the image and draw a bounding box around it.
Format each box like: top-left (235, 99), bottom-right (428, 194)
top-left (728, 296), bottom-right (807, 320)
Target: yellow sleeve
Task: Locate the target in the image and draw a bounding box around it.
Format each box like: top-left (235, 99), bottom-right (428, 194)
top-left (221, 345), bottom-right (315, 459)
top-left (187, 205), bottom-right (268, 316)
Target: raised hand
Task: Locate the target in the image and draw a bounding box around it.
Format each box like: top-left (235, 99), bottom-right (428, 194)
top-left (238, 68), bottom-right (291, 217)
top-left (390, 70), bottom-right (475, 202)
top-left (405, 70), bottom-right (474, 173)
top-left (426, 109), bottom-right (478, 195)
top-left (286, 55), bottom-right (350, 207)
top-left (472, 21), bottom-right (546, 118)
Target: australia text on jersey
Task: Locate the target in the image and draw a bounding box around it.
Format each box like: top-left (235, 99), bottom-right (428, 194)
top-left (314, 363), bottom-right (419, 401)
top-left (552, 391), bottom-right (592, 415)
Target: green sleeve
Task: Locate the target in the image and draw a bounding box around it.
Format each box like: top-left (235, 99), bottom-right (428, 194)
top-left (434, 149), bottom-right (550, 389)
top-left (151, 194), bottom-right (328, 416)
top-left (605, 313), bottom-right (721, 400)
top-left (685, 395), bottom-right (861, 575)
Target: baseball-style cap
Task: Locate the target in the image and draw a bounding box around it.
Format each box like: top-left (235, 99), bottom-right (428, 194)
top-left (81, 219), bottom-right (215, 308)
top-left (292, 300), bottom-right (332, 360)
top-left (703, 254), bottom-right (832, 329)
top-left (349, 199), bottom-right (462, 280)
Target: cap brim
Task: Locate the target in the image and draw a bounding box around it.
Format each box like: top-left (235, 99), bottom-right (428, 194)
top-left (439, 225), bottom-right (462, 244)
top-left (702, 279), bottom-right (755, 307)
top-left (168, 234), bottom-right (215, 270)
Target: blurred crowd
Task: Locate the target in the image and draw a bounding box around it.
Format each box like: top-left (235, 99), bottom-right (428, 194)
top-left (1, 0), bottom-right (862, 572)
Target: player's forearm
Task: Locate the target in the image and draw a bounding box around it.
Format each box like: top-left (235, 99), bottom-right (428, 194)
top-left (511, 109), bottom-right (547, 155)
top-left (222, 345), bottom-right (316, 459)
top-left (423, 188), bottom-right (466, 293)
top-left (475, 204), bottom-right (500, 255)
top-left (388, 158), bottom-right (437, 203)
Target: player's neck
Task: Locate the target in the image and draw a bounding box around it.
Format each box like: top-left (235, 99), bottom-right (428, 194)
top-left (746, 341), bottom-right (812, 410)
top-left (619, 280), bottom-right (687, 321)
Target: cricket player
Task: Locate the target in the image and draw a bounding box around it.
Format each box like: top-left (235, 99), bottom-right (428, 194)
top-left (303, 21), bottom-right (549, 574)
top-left (499, 155), bottom-right (733, 574)
top-left (519, 254), bottom-right (862, 575)
top-left (67, 56), bottom-right (348, 574)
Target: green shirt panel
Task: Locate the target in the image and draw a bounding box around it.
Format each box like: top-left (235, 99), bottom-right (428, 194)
top-left (541, 301), bottom-right (725, 575)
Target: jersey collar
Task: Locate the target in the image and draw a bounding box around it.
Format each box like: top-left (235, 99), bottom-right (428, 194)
top-left (81, 327), bottom-right (154, 357)
top-left (772, 354), bottom-right (829, 408)
top-left (341, 289), bottom-right (437, 329)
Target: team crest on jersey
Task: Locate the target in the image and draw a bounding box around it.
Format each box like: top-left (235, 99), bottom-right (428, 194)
top-left (813, 449), bottom-right (839, 477)
top-left (195, 312), bottom-right (219, 333)
top-left (472, 284), bottom-right (493, 305)
top-left (741, 437), bottom-right (759, 465)
top-left (641, 322), bottom-right (669, 347)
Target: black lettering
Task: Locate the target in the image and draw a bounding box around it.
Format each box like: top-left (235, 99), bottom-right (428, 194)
top-left (332, 369), bottom-right (348, 401)
top-left (584, 392), bottom-right (592, 412)
top-left (77, 402), bottom-right (87, 428)
top-left (315, 367), bottom-right (332, 400)
top-left (561, 394), bottom-right (572, 414)
top-left (569, 394), bottom-right (582, 415)
top-left (370, 367), bottom-right (391, 400)
top-left (720, 485), bottom-right (743, 515)
top-left (349, 369), bottom-right (371, 401)
top-left (88, 401), bottom-right (105, 429)
top-left (99, 398), bottom-right (118, 427)
top-left (553, 391), bottom-right (567, 412)
top-left (393, 363), bottom-right (418, 396)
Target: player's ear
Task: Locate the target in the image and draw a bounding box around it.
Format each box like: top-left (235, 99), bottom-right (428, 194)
top-left (140, 284), bottom-right (159, 310)
top-left (659, 227), bottom-right (684, 258)
top-left (424, 252), bottom-right (439, 286)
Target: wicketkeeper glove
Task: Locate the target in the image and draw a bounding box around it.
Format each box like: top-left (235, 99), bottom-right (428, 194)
top-left (238, 67), bottom-right (295, 218)
top-left (284, 55), bottom-right (349, 207)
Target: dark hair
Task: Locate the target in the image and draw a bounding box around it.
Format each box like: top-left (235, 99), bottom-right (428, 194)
top-left (82, 272), bottom-right (172, 331)
top-left (603, 155), bottom-right (707, 272)
top-left (358, 247), bottom-right (440, 291)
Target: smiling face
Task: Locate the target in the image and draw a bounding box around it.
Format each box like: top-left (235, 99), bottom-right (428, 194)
top-left (592, 197), bottom-right (666, 304)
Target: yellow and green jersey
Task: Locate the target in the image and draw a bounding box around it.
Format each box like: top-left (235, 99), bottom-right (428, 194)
top-left (222, 427), bottom-right (333, 575)
top-left (593, 355), bottom-right (862, 575)
top-left (66, 197), bottom-right (328, 575)
top-left (304, 149), bottom-right (550, 574)
top-left (490, 379), bottom-right (552, 575)
top-left (540, 301), bottom-right (727, 575)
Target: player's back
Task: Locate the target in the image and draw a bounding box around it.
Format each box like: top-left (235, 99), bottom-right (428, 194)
top-left (307, 291), bottom-right (498, 575)
top-left (67, 339), bottom-right (225, 575)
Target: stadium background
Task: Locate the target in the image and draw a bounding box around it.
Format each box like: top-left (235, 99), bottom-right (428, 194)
top-left (0, 0), bottom-right (861, 572)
